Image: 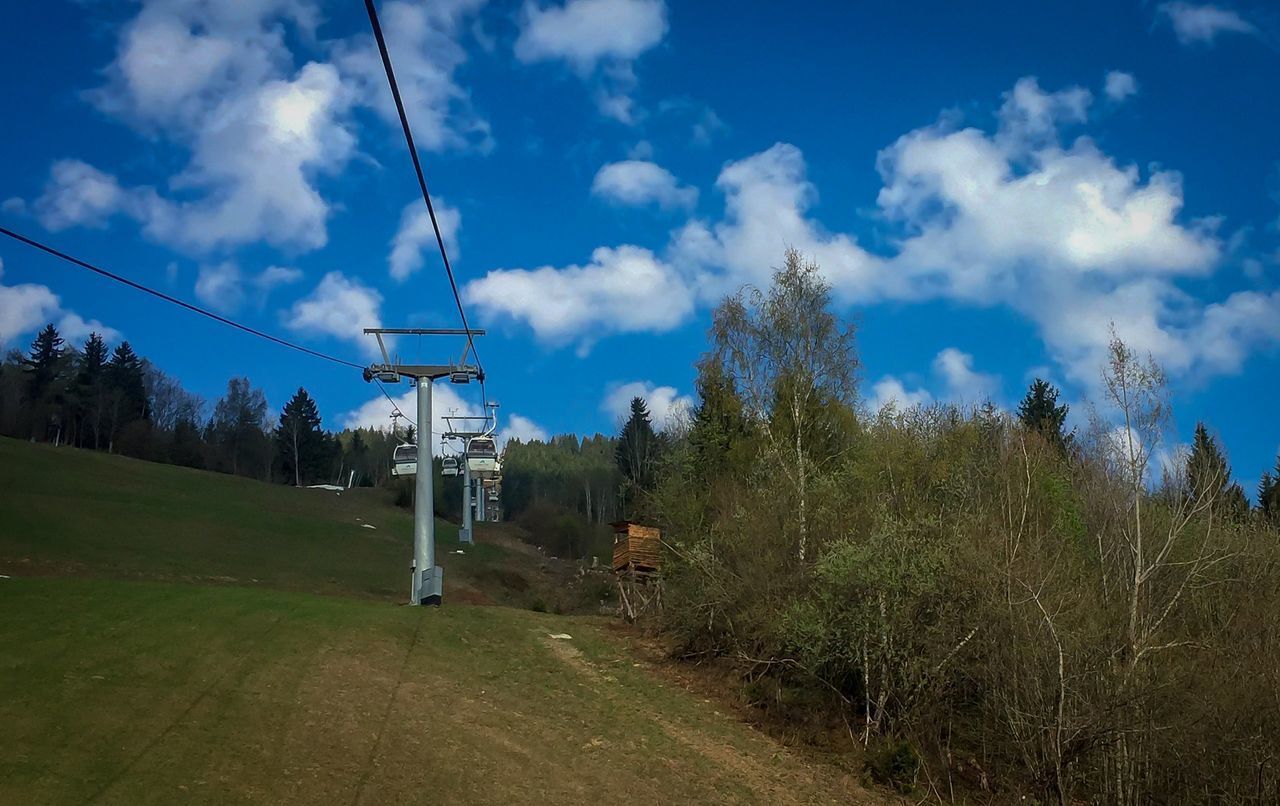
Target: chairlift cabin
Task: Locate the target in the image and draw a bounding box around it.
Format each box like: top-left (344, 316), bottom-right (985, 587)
top-left (391, 443), bottom-right (418, 477)
top-left (441, 455), bottom-right (460, 476)
top-left (466, 436), bottom-right (499, 478)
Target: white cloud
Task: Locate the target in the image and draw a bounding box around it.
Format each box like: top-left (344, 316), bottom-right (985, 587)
top-left (515, 0), bottom-right (668, 123)
top-left (256, 265), bottom-right (303, 293)
top-left (195, 262), bottom-right (303, 312)
top-left (57, 313), bottom-right (122, 345)
top-left (0, 259), bottom-right (119, 348)
top-left (468, 76), bottom-right (1278, 389)
top-left (498, 414), bottom-right (549, 448)
top-left (388, 198), bottom-right (461, 282)
top-left (601, 380), bottom-right (692, 430)
top-left (1104, 70), bottom-right (1139, 102)
top-left (865, 377), bottom-right (932, 414)
top-left (515, 0), bottom-right (667, 72)
top-left (334, 0), bottom-right (491, 152)
top-left (32, 0), bottom-right (484, 255)
top-left (284, 272), bottom-right (383, 357)
top-left (195, 262), bottom-right (245, 312)
top-left (933, 348), bottom-right (1001, 404)
top-left (342, 382), bottom-right (544, 454)
top-left (1159, 2), bottom-right (1257, 44)
top-left (464, 245), bottom-right (693, 346)
top-left (592, 160), bottom-right (697, 209)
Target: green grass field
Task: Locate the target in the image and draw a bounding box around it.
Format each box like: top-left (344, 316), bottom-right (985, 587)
top-left (0, 438), bottom-right (876, 804)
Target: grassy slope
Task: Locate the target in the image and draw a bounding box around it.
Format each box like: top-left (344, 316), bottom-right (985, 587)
top-left (0, 438), bottom-right (878, 804)
top-left (0, 437), bottom-right (563, 607)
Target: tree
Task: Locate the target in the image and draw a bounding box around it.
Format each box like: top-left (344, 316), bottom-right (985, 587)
top-left (23, 324), bottom-right (64, 400)
top-left (208, 377), bottom-right (268, 477)
top-left (709, 248), bottom-right (859, 561)
top-left (274, 387), bottom-right (328, 486)
top-left (688, 356), bottom-right (754, 482)
top-left (77, 333), bottom-right (109, 449)
top-left (1017, 378), bottom-right (1071, 451)
top-left (616, 397), bottom-right (659, 515)
top-left (1185, 422), bottom-right (1247, 518)
top-left (105, 341), bottom-right (147, 449)
top-left (22, 324), bottom-right (69, 441)
top-left (1258, 455), bottom-right (1280, 524)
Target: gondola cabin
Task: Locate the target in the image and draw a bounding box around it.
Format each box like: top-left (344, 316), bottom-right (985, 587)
top-left (442, 455), bottom-right (460, 476)
top-left (466, 436), bottom-right (498, 478)
top-left (391, 443), bottom-right (417, 477)
top-left (611, 521), bottom-right (662, 575)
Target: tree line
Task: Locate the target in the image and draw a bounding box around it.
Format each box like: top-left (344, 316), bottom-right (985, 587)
top-left (632, 249), bottom-right (1280, 803)
top-left (1, 323), bottom-right (408, 489)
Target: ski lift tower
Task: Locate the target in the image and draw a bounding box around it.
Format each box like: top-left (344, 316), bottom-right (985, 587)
top-left (443, 401), bottom-right (499, 544)
top-left (363, 327), bottom-right (483, 606)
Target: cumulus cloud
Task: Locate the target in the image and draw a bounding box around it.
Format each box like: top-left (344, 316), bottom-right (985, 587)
top-left (1159, 2), bottom-right (1257, 44)
top-left (0, 259), bottom-right (119, 348)
top-left (195, 262), bottom-right (245, 312)
top-left (284, 272), bottom-right (383, 357)
top-left (933, 348), bottom-right (1001, 403)
top-left (31, 0), bottom-right (485, 255)
top-left (467, 76), bottom-right (1278, 389)
top-left (334, 0), bottom-right (491, 151)
top-left (194, 262), bottom-right (303, 312)
top-left (515, 0), bottom-right (668, 122)
top-left (1104, 70), bottom-right (1139, 102)
top-left (388, 198), bottom-right (461, 282)
top-left (342, 382), bottom-right (544, 454)
top-left (463, 245), bottom-right (693, 347)
top-left (591, 160), bottom-right (697, 209)
top-left (601, 380), bottom-right (692, 430)
top-left (515, 0), bottom-right (667, 71)
top-left (865, 377), bottom-right (932, 414)
top-left (499, 414), bottom-right (549, 448)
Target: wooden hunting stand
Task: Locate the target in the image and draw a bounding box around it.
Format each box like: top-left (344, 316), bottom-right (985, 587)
top-left (611, 521), bottom-right (662, 622)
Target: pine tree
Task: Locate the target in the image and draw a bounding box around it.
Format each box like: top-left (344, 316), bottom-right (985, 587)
top-left (275, 387), bottom-right (327, 486)
top-left (1017, 378), bottom-right (1071, 451)
top-left (688, 356), bottom-right (752, 481)
top-left (77, 333), bottom-right (109, 449)
top-left (23, 324), bottom-right (65, 401)
top-left (105, 341), bottom-right (148, 448)
top-left (1259, 455), bottom-right (1280, 524)
top-left (616, 397), bottom-right (658, 515)
top-left (1185, 422), bottom-right (1241, 518)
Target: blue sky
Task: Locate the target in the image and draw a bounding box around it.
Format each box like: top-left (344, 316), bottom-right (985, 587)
top-left (1, 0), bottom-right (1278, 490)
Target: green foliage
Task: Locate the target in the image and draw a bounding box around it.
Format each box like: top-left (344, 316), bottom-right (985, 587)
top-left (274, 387), bottom-right (333, 486)
top-left (616, 396), bottom-right (659, 515)
top-left (1017, 377), bottom-right (1071, 451)
top-left (865, 738), bottom-right (920, 792)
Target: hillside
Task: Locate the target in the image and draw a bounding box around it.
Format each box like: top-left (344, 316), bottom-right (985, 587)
top-left (0, 438), bottom-right (880, 804)
top-left (0, 437), bottom-right (593, 611)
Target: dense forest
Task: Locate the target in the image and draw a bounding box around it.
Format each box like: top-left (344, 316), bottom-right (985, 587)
top-left (631, 250), bottom-right (1280, 802)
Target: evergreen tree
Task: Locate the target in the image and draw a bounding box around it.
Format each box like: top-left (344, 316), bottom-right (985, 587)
top-left (22, 324), bottom-right (77, 442)
top-left (104, 341), bottom-right (148, 449)
top-left (1259, 455), bottom-right (1280, 524)
top-left (77, 333), bottom-right (109, 449)
top-left (1017, 378), bottom-right (1071, 451)
top-left (274, 387), bottom-right (328, 486)
top-left (1186, 422), bottom-right (1244, 518)
top-left (23, 324), bottom-right (65, 401)
top-left (616, 397), bottom-right (658, 514)
top-left (404, 424), bottom-right (416, 445)
top-left (688, 356), bottom-right (753, 481)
